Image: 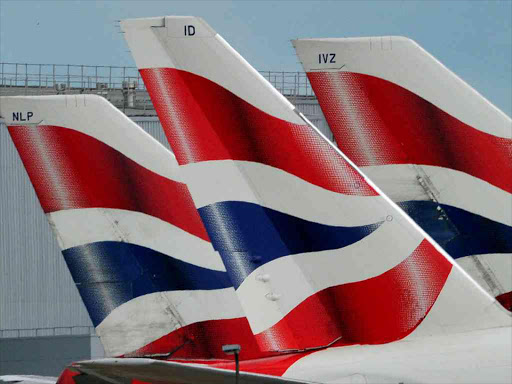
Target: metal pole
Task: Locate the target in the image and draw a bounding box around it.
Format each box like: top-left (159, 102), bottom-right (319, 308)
top-left (235, 350), bottom-right (239, 384)
top-left (222, 344), bottom-right (241, 384)
top-left (25, 63), bottom-right (28, 94)
top-left (294, 72), bottom-right (298, 98)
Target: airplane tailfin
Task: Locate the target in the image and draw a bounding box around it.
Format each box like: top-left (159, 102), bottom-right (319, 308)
top-left (122, 17), bottom-right (510, 353)
top-left (293, 37), bottom-right (512, 310)
top-left (0, 95), bottom-right (261, 359)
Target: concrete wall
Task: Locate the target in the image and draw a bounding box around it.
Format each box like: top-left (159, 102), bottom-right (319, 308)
top-left (0, 335), bottom-right (101, 375)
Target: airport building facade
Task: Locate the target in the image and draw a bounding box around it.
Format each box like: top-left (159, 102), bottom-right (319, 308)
top-left (0, 63), bottom-right (330, 375)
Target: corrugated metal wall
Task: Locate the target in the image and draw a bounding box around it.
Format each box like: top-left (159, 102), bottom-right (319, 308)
top-left (131, 117), bottom-right (172, 150)
top-left (0, 97), bottom-right (330, 334)
top-left (295, 100), bottom-right (333, 141)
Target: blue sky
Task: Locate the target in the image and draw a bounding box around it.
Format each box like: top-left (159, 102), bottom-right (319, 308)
top-left (1, 0), bottom-right (510, 115)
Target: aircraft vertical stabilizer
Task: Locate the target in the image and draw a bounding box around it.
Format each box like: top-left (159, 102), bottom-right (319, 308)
top-left (122, 17), bottom-right (510, 353)
top-left (0, 95), bottom-right (258, 359)
top-left (293, 37), bottom-right (512, 310)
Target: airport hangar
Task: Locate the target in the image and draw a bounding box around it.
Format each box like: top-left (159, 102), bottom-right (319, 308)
top-left (0, 63), bottom-right (331, 375)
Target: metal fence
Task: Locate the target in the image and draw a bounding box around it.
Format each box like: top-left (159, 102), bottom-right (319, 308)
top-left (0, 326), bottom-right (96, 339)
top-left (0, 63), bottom-right (315, 97)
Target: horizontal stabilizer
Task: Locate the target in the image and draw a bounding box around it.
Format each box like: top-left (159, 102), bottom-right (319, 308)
top-left (0, 377), bottom-right (57, 384)
top-left (72, 358), bottom-right (315, 384)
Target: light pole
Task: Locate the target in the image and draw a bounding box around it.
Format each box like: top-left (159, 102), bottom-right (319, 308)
top-left (222, 344), bottom-right (241, 384)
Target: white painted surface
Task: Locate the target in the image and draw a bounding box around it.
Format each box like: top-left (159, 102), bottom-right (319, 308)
top-left (183, 160), bottom-right (390, 226)
top-left (285, 327), bottom-right (512, 384)
top-left (0, 376), bottom-right (57, 384)
top-left (408, 267), bottom-right (510, 339)
top-left (97, 288), bottom-right (243, 356)
top-left (48, 208), bottom-right (225, 271)
top-left (362, 164), bottom-right (512, 226)
top-left (458, 254), bottom-right (512, 296)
